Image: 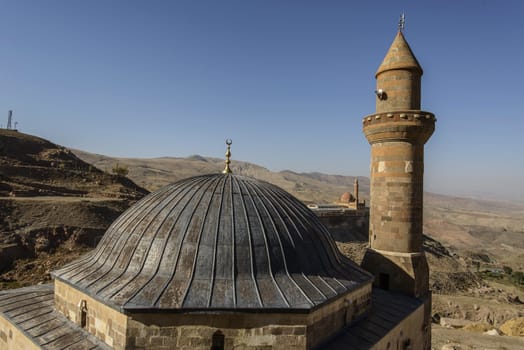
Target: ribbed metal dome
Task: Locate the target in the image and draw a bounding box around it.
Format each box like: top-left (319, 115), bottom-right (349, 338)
top-left (53, 174), bottom-right (371, 312)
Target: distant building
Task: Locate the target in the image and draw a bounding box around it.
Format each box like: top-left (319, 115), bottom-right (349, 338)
top-left (0, 26), bottom-right (435, 350)
top-left (308, 178), bottom-right (366, 212)
top-left (308, 179), bottom-right (369, 242)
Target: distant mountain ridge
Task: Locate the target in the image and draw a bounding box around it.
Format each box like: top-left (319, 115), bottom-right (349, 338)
top-left (72, 150), bottom-right (369, 204)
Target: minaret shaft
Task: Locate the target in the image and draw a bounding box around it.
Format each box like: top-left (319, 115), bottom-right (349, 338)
top-left (368, 141), bottom-right (424, 252)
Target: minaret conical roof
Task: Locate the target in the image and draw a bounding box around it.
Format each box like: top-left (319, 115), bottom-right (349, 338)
top-left (376, 31), bottom-right (422, 77)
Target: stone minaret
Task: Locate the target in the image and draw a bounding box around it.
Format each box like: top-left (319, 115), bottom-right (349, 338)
top-left (361, 29), bottom-right (436, 298)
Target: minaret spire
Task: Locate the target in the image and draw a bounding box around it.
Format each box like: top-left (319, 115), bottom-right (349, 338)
top-left (222, 139), bottom-right (233, 174)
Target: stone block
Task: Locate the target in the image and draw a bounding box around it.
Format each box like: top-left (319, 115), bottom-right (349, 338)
top-left (149, 335), bottom-right (164, 346)
top-left (135, 336), bottom-right (146, 347)
top-left (190, 337), bottom-right (210, 347)
top-left (176, 336), bottom-right (192, 347)
top-left (159, 327), bottom-right (175, 336)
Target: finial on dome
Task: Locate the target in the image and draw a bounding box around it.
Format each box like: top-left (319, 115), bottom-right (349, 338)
top-left (398, 13), bottom-right (405, 32)
top-left (222, 139), bottom-right (232, 174)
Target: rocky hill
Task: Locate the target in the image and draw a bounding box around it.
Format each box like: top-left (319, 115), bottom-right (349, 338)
top-left (0, 130), bottom-right (149, 287)
top-left (0, 129), bottom-right (147, 199)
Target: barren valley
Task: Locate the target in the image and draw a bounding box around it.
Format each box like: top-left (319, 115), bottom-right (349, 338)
top-left (1, 130), bottom-right (523, 348)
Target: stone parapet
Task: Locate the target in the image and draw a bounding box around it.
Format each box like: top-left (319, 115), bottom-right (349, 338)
top-left (0, 313), bottom-right (41, 350)
top-left (54, 279), bottom-right (128, 349)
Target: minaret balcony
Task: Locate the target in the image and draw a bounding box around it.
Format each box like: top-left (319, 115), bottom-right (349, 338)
top-left (362, 110), bottom-right (435, 144)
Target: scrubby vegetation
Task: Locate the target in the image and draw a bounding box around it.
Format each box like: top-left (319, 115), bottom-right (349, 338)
top-left (111, 163), bottom-right (129, 176)
top-left (477, 268), bottom-right (524, 288)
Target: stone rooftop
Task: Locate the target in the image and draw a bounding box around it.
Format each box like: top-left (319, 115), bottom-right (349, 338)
top-left (1, 284), bottom-right (423, 350)
top-left (0, 284), bottom-right (109, 350)
top-left (320, 288), bottom-right (424, 349)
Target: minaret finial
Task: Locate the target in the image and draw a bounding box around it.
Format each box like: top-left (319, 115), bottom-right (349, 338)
top-left (222, 139), bottom-right (232, 174)
top-left (398, 13), bottom-right (405, 32)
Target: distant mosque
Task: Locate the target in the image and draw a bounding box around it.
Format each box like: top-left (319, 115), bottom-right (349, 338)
top-left (307, 178), bottom-right (366, 211)
top-left (0, 22), bottom-right (435, 350)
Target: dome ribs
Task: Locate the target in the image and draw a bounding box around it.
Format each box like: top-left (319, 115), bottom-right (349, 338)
top-left (207, 175), bottom-right (232, 308)
top-left (65, 184), bottom-right (167, 273)
top-left (58, 183), bottom-right (178, 283)
top-left (181, 176), bottom-right (227, 308)
top-left (228, 176), bottom-right (237, 308)
top-left (54, 185), bottom-right (168, 277)
top-left (266, 186), bottom-right (348, 293)
top-left (268, 188), bottom-right (335, 270)
top-left (255, 185), bottom-right (328, 303)
top-left (154, 175), bottom-right (223, 308)
top-left (232, 176), bottom-right (263, 308)
top-left (237, 178), bottom-right (289, 308)
top-left (93, 176), bottom-right (207, 300)
top-left (117, 176), bottom-right (217, 308)
top-left (247, 180), bottom-right (314, 308)
top-left (53, 174), bottom-right (372, 312)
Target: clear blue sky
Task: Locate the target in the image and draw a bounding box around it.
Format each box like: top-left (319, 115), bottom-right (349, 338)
top-left (1, 1), bottom-right (523, 201)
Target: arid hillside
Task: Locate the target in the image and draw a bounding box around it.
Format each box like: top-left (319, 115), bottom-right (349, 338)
top-left (0, 130), bottom-right (149, 287)
top-left (0, 129), bottom-right (147, 199)
top-left (424, 192), bottom-right (524, 271)
top-left (73, 149), bottom-right (369, 205)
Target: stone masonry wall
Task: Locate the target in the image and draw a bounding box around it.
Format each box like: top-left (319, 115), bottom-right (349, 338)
top-left (126, 283), bottom-right (371, 350)
top-left (54, 279), bottom-right (128, 349)
top-left (55, 279), bottom-right (372, 350)
top-left (370, 296), bottom-right (430, 350)
top-left (306, 283), bottom-right (371, 348)
top-left (126, 321), bottom-right (306, 350)
top-left (0, 313), bottom-right (41, 350)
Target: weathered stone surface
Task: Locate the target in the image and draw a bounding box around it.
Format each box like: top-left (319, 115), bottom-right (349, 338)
top-left (499, 317), bottom-right (524, 336)
top-left (0, 284), bottom-right (109, 349)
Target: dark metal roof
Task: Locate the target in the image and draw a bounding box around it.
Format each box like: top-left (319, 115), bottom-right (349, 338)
top-left (53, 174), bottom-right (371, 312)
top-left (0, 285), bottom-right (110, 350)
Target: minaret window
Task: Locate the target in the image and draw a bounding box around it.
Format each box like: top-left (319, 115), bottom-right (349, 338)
top-left (79, 300), bottom-right (87, 328)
